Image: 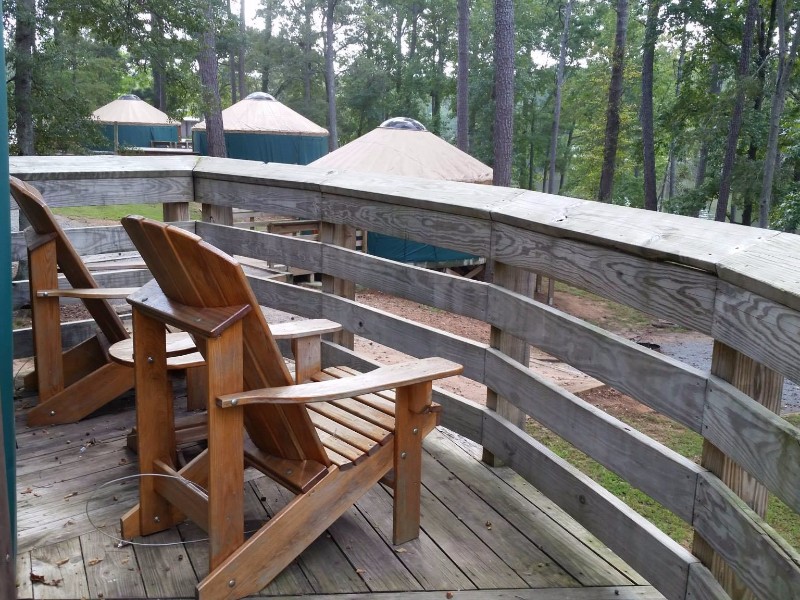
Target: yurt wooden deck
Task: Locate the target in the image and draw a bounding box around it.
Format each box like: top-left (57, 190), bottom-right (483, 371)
top-left (6, 155), bottom-right (800, 600)
top-left (12, 389), bottom-right (657, 599)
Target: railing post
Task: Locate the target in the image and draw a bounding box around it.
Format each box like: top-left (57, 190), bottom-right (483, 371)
top-left (320, 221), bottom-right (356, 349)
top-left (692, 340), bottom-right (784, 599)
top-left (482, 260), bottom-right (533, 466)
top-left (163, 202), bottom-right (189, 222)
top-left (201, 203), bottom-right (232, 226)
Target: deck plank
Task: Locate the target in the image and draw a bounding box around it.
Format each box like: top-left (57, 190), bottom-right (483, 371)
top-left (354, 484), bottom-right (476, 591)
top-left (427, 429), bottom-right (634, 586)
top-left (81, 525), bottom-right (146, 598)
top-left (263, 587), bottom-right (664, 600)
top-left (133, 528), bottom-right (199, 598)
top-left (326, 504), bottom-right (422, 592)
top-left (29, 537), bottom-right (89, 599)
top-left (421, 447), bottom-right (578, 588)
top-left (252, 475), bottom-right (371, 594)
top-left (15, 551), bottom-right (33, 599)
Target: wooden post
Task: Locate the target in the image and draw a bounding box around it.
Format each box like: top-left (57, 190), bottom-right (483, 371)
top-left (0, 386), bottom-right (14, 598)
top-left (163, 202), bottom-right (189, 222)
top-left (320, 221), bottom-right (356, 349)
top-left (692, 340), bottom-right (784, 599)
top-left (202, 203), bottom-right (233, 226)
top-left (482, 261), bottom-right (534, 466)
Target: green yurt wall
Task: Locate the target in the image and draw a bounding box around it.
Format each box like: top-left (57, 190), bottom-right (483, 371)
top-left (192, 92), bottom-right (328, 164)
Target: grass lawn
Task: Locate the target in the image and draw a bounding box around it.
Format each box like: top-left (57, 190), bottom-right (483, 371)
top-left (52, 203), bottom-right (202, 223)
top-left (526, 410), bottom-right (800, 550)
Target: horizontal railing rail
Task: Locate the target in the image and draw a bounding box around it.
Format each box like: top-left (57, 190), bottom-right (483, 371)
top-left (9, 155), bottom-right (800, 600)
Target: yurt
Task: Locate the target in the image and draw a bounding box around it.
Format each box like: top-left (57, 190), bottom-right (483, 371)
top-left (309, 117), bottom-right (492, 266)
top-left (92, 94), bottom-right (179, 150)
top-left (192, 92), bottom-right (328, 164)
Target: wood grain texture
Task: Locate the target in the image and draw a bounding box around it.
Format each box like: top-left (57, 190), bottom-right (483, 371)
top-left (487, 283), bottom-right (707, 431)
top-left (322, 193), bottom-right (491, 256)
top-left (484, 262), bottom-right (533, 449)
top-left (17, 177), bottom-right (192, 207)
top-left (692, 472), bottom-right (800, 600)
top-left (492, 222), bottom-right (717, 334)
top-left (484, 349), bottom-right (702, 522)
top-left (80, 525), bottom-right (146, 599)
top-left (194, 177), bottom-right (321, 220)
top-left (319, 341), bottom-right (486, 443)
top-left (29, 537), bottom-right (89, 599)
top-left (482, 412), bottom-right (697, 600)
top-left (711, 280), bottom-right (800, 383)
top-left (717, 232), bottom-right (800, 313)
top-left (199, 222), bottom-right (324, 274)
top-left (494, 190), bottom-right (779, 271)
top-left (427, 430), bottom-right (634, 587)
top-left (684, 562), bottom-right (733, 600)
top-left (704, 375), bottom-right (800, 514)
top-left (318, 168), bottom-right (525, 217)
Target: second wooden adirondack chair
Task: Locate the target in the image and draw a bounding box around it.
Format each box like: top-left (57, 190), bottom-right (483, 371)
top-left (11, 177), bottom-right (199, 426)
top-left (119, 216), bottom-right (463, 600)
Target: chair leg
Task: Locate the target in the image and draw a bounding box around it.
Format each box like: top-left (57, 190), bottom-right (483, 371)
top-left (392, 381), bottom-right (433, 545)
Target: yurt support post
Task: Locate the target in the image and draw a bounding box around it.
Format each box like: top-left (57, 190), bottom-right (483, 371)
top-left (321, 221), bottom-right (356, 349)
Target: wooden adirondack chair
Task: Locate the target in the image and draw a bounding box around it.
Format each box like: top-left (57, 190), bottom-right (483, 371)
top-left (10, 177), bottom-right (199, 426)
top-left (11, 176), bottom-right (140, 425)
top-left (119, 216), bottom-right (462, 600)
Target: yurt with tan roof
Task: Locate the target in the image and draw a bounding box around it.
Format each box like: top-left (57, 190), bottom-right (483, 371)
top-left (192, 92), bottom-right (328, 164)
top-left (309, 117), bottom-right (491, 266)
top-left (92, 94), bottom-right (179, 150)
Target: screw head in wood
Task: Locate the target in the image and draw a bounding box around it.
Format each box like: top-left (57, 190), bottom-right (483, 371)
top-left (231, 398), bottom-right (238, 406)
top-left (228, 579), bottom-right (236, 588)
top-left (50, 410), bottom-right (56, 416)
top-left (412, 428), bottom-right (419, 435)
top-left (400, 451), bottom-right (407, 459)
top-left (154, 516), bottom-right (160, 523)
top-left (147, 356), bottom-right (154, 364)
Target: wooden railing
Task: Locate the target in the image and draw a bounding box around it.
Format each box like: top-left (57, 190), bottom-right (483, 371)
top-left (9, 156), bottom-right (800, 600)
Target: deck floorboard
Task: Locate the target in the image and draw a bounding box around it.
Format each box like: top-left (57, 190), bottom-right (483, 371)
top-left (14, 389), bottom-right (660, 599)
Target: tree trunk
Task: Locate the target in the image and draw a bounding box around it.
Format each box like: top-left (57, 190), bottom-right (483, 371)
top-left (15, 0), bottom-right (36, 156)
top-left (560, 123), bottom-right (574, 191)
top-left (456, 0), bottom-right (470, 152)
top-left (548, 0), bottom-right (572, 194)
top-left (238, 0), bottom-right (247, 98)
top-left (227, 0), bottom-right (237, 104)
top-left (303, 0), bottom-right (314, 112)
top-left (759, 1), bottom-right (800, 227)
top-left (696, 62), bottom-right (721, 190)
top-left (151, 12), bottom-right (168, 111)
top-left (598, 0), bottom-right (629, 203)
top-left (715, 0), bottom-right (758, 222)
top-left (493, 0), bottom-right (515, 187)
top-left (641, 0), bottom-right (659, 211)
top-left (667, 27), bottom-right (687, 203)
top-left (199, 3), bottom-right (227, 158)
top-left (325, 0), bottom-right (339, 150)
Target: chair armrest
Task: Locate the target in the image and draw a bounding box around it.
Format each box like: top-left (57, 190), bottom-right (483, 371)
top-left (217, 357), bottom-right (462, 407)
top-left (38, 287), bottom-right (139, 299)
top-left (270, 319), bottom-right (342, 340)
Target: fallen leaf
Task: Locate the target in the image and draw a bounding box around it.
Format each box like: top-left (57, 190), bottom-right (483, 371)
top-left (56, 558), bottom-right (69, 567)
top-left (30, 573), bottom-right (45, 583)
top-left (64, 492), bottom-right (78, 500)
top-left (446, 593), bottom-right (455, 599)
top-left (87, 558), bottom-right (103, 566)
top-left (21, 487), bottom-right (33, 495)
top-left (394, 548), bottom-right (407, 553)
top-left (355, 568), bottom-right (366, 574)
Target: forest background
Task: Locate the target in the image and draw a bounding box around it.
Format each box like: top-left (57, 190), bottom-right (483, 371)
top-left (5, 0), bottom-right (800, 231)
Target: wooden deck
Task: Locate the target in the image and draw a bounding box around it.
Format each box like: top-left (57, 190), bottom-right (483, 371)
top-left (13, 381), bottom-right (660, 600)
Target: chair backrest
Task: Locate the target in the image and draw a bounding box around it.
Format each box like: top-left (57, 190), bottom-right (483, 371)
top-left (10, 176), bottom-right (128, 344)
top-left (121, 215), bottom-right (329, 465)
